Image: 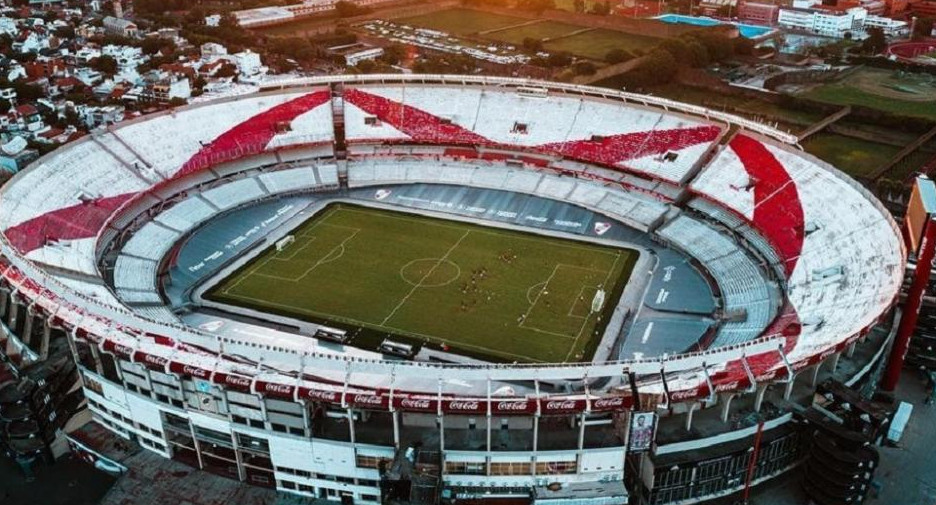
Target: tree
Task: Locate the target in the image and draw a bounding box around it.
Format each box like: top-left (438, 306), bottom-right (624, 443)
top-left (378, 44), bottom-right (406, 66)
top-left (545, 51), bottom-right (572, 67)
top-left (521, 37), bottom-right (544, 54)
top-left (912, 17), bottom-right (934, 41)
top-left (92, 55), bottom-right (119, 76)
top-left (861, 27), bottom-right (887, 55)
top-left (355, 59), bottom-right (377, 73)
top-left (335, 0), bottom-right (372, 17)
top-left (605, 48), bottom-right (633, 64)
top-left (589, 1), bottom-right (611, 15)
top-left (516, 0), bottom-right (556, 14)
top-left (573, 61), bottom-right (597, 75)
top-left (140, 37), bottom-right (175, 56)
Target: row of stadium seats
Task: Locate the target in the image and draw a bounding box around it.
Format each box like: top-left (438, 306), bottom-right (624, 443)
top-left (343, 86), bottom-right (723, 185)
top-left (690, 134), bottom-right (904, 359)
top-left (346, 159), bottom-right (669, 231)
top-left (108, 165), bottom-right (339, 306)
top-left (657, 215), bottom-right (776, 346)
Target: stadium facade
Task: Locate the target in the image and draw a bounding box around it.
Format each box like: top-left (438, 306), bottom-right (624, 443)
top-left (0, 75), bottom-right (906, 504)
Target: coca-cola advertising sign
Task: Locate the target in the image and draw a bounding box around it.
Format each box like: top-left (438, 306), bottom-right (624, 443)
top-left (168, 361), bottom-right (211, 379)
top-left (541, 399), bottom-right (584, 414)
top-left (591, 396), bottom-right (629, 411)
top-left (444, 400), bottom-right (484, 414)
top-left (492, 400), bottom-right (533, 414)
top-left (668, 389), bottom-right (699, 402)
top-left (350, 393), bottom-right (386, 408)
top-left (300, 387), bottom-right (339, 403)
top-left (134, 352), bottom-right (168, 370)
top-left (714, 381), bottom-right (740, 393)
top-left (213, 372), bottom-right (253, 391)
top-left (258, 381), bottom-right (295, 398)
top-left (396, 397), bottom-right (435, 412)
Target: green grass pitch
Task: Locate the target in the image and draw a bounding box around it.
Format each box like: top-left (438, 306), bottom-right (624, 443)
top-left (206, 204), bottom-right (638, 363)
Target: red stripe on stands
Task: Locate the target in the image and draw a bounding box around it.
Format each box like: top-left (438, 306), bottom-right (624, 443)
top-left (5, 91), bottom-right (332, 254)
top-left (729, 135), bottom-right (805, 278)
top-left (174, 90), bottom-right (332, 180)
top-left (4, 193), bottom-right (136, 253)
top-left (538, 126), bottom-right (722, 168)
top-left (344, 88), bottom-right (489, 145)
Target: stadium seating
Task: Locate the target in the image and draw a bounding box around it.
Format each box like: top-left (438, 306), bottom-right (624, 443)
top-left (658, 215), bottom-right (777, 346)
top-left (25, 238), bottom-right (99, 277)
top-left (344, 85), bottom-right (723, 184)
top-left (258, 167), bottom-right (317, 194)
top-left (0, 77), bottom-right (905, 409)
top-left (201, 177), bottom-right (266, 211)
top-left (155, 197), bottom-right (217, 232)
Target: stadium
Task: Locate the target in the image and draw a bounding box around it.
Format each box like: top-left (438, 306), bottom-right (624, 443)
top-left (0, 75), bottom-right (907, 505)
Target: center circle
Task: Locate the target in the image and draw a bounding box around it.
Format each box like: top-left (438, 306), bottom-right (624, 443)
top-left (400, 258), bottom-right (461, 288)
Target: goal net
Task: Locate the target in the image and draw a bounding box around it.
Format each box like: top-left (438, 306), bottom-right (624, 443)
top-left (275, 235), bottom-right (295, 252)
top-left (591, 288), bottom-right (606, 314)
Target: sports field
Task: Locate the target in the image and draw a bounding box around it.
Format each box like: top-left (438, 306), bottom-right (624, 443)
top-left (206, 204), bottom-right (637, 363)
top-left (396, 8), bottom-right (662, 61)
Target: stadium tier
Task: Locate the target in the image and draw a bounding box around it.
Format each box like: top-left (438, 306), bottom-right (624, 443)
top-left (0, 75), bottom-right (905, 504)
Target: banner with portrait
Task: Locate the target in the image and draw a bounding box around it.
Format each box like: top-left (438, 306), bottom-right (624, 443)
top-left (627, 411), bottom-right (657, 453)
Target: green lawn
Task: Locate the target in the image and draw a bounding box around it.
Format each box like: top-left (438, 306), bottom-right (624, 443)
top-left (396, 8), bottom-right (527, 36)
top-left (801, 132), bottom-right (901, 178)
top-left (207, 204), bottom-right (636, 363)
top-left (802, 84), bottom-right (936, 121)
top-left (483, 21), bottom-right (582, 45)
top-left (544, 28), bottom-right (661, 61)
top-left (643, 83), bottom-right (824, 130)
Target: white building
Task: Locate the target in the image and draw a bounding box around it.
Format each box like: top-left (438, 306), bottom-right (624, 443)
top-left (232, 50), bottom-right (265, 78)
top-left (200, 42), bottom-right (228, 61)
top-left (328, 44), bottom-right (385, 66)
top-left (778, 6), bottom-right (868, 38)
top-left (864, 15), bottom-right (909, 36)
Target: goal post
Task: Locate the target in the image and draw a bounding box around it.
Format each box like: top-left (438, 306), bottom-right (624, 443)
top-left (591, 288), bottom-right (606, 314)
top-left (275, 235), bottom-right (295, 252)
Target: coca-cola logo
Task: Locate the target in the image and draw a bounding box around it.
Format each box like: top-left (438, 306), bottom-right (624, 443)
top-left (793, 360), bottom-right (809, 371)
top-left (715, 381), bottom-right (739, 392)
top-left (353, 394), bottom-right (383, 405)
top-left (264, 383), bottom-right (293, 395)
top-left (400, 398), bottom-right (432, 410)
top-left (183, 365), bottom-right (208, 378)
top-left (545, 400), bottom-right (577, 411)
top-left (225, 375), bottom-right (252, 388)
top-left (448, 400), bottom-right (480, 411)
top-left (755, 370), bottom-right (778, 382)
top-left (669, 390), bottom-right (696, 401)
top-left (593, 397), bottom-right (624, 409)
top-left (114, 344), bottom-right (133, 356)
top-left (144, 354), bottom-right (167, 366)
top-left (306, 389), bottom-right (337, 401)
top-left (496, 401), bottom-right (528, 411)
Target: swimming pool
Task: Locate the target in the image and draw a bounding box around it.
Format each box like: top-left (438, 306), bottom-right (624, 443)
top-left (656, 14), bottom-right (773, 38)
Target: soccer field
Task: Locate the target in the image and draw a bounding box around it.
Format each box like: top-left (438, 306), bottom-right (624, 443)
top-left (206, 204), bottom-right (637, 363)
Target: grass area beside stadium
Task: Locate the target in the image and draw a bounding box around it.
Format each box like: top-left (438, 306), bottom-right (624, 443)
top-left (205, 203), bottom-right (637, 363)
top-left (801, 132), bottom-right (901, 178)
top-left (482, 21), bottom-right (584, 45)
top-left (397, 8), bottom-right (661, 61)
top-left (544, 29), bottom-right (660, 61)
top-left (799, 68), bottom-right (936, 121)
top-left (395, 8), bottom-right (527, 36)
